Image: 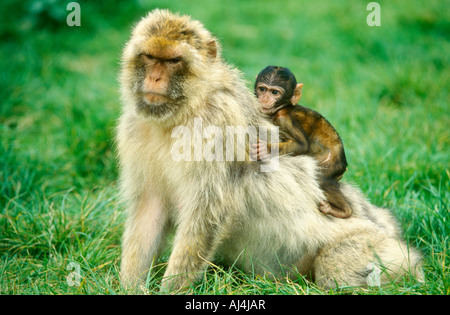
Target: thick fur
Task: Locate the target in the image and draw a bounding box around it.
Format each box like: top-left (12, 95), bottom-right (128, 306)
top-left (117, 9), bottom-right (423, 291)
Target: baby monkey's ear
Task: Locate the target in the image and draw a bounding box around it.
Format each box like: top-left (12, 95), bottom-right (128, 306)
top-left (291, 83), bottom-right (303, 105)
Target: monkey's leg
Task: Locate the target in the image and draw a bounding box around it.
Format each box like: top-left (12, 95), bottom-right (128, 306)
top-left (321, 157), bottom-right (347, 181)
top-left (161, 207), bottom-right (224, 292)
top-left (319, 179), bottom-right (352, 219)
top-left (314, 230), bottom-right (423, 289)
top-left (314, 232), bottom-right (378, 288)
top-left (120, 195), bottom-right (169, 288)
top-left (319, 201), bottom-right (352, 219)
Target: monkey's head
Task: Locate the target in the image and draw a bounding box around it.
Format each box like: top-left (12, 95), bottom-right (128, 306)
top-left (120, 9), bottom-right (219, 122)
top-left (254, 66), bottom-right (303, 116)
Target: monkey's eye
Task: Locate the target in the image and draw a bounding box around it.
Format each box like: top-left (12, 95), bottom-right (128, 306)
top-left (272, 90), bottom-right (280, 95)
top-left (168, 57), bottom-right (182, 64)
top-left (141, 53), bottom-right (155, 61)
top-left (258, 87), bottom-right (267, 92)
top-left (145, 54), bottom-right (154, 59)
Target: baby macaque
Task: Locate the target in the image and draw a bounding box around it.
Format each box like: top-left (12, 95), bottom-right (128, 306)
top-left (253, 66), bottom-right (351, 219)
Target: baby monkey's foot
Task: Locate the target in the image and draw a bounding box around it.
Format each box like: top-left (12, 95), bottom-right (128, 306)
top-left (319, 200), bottom-right (333, 215)
top-left (319, 200), bottom-right (352, 219)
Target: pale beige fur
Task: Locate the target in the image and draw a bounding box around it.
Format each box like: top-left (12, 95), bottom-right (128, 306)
top-left (117, 9), bottom-right (423, 291)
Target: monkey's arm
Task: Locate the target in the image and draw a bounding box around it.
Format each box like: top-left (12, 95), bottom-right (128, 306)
top-left (161, 186), bottom-right (229, 292)
top-left (252, 118), bottom-right (308, 160)
top-left (121, 192), bottom-right (171, 287)
top-left (269, 138), bottom-right (307, 156)
top-left (271, 114), bottom-right (309, 156)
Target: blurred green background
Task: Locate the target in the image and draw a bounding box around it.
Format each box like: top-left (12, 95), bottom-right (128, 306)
top-left (0, 0), bottom-right (448, 294)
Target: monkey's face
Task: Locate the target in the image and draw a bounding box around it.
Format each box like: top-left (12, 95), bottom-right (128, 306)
top-left (121, 10), bottom-right (218, 121)
top-left (254, 66), bottom-right (303, 116)
top-left (255, 83), bottom-right (286, 115)
top-left (124, 33), bottom-right (195, 121)
top-left (133, 50), bottom-right (188, 119)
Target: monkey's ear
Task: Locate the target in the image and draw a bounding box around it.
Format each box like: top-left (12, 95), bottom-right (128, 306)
top-left (207, 40), bottom-right (217, 60)
top-left (291, 83), bottom-right (303, 105)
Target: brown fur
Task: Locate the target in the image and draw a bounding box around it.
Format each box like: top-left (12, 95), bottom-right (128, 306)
top-left (254, 67), bottom-right (351, 218)
top-left (272, 105), bottom-right (347, 177)
top-left (117, 9), bottom-right (423, 292)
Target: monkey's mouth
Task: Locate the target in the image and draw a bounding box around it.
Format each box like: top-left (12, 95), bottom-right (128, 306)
top-left (143, 92), bottom-right (169, 105)
top-left (136, 100), bottom-right (175, 119)
top-left (137, 92), bottom-right (181, 119)
top-left (260, 106), bottom-right (275, 115)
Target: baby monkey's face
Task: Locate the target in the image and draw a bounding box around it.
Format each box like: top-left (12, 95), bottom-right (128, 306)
top-left (255, 82), bottom-right (286, 115)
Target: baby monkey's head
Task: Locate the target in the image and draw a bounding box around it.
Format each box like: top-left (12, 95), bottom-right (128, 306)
top-left (254, 66), bottom-right (303, 115)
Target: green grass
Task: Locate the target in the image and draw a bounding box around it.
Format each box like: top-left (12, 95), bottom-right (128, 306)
top-left (1, 0), bottom-right (448, 295)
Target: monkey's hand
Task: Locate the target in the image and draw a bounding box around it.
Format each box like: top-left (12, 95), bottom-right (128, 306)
top-left (250, 140), bottom-right (271, 161)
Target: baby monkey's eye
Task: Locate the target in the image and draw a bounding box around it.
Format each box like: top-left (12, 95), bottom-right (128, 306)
top-left (272, 90), bottom-right (280, 95)
top-left (258, 87), bottom-right (267, 92)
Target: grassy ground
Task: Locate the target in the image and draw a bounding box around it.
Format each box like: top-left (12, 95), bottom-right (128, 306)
top-left (1, 0), bottom-right (448, 295)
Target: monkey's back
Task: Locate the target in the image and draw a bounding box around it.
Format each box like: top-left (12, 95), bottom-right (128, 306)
top-left (287, 105), bottom-right (348, 180)
top-left (288, 105), bottom-right (340, 146)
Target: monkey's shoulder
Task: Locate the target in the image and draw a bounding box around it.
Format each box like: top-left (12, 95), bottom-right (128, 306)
top-left (273, 105), bottom-right (317, 122)
top-left (272, 107), bottom-right (291, 121)
top-left (292, 105), bottom-right (339, 131)
top-left (290, 105), bottom-right (324, 121)
top-left (287, 105), bottom-right (327, 131)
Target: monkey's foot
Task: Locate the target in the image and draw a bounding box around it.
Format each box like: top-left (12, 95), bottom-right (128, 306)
top-left (319, 201), bottom-right (333, 215)
top-left (319, 200), bottom-right (352, 219)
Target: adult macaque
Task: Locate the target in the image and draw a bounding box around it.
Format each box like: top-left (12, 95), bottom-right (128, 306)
top-left (253, 66), bottom-right (351, 219)
top-left (117, 9), bottom-right (423, 292)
